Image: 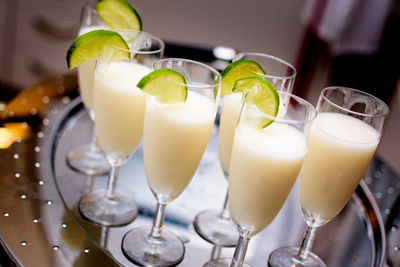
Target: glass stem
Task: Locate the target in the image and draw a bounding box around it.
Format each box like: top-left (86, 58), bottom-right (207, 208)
top-left (149, 202), bottom-right (167, 240)
top-left (296, 225), bottom-right (318, 261)
top-left (89, 125), bottom-right (97, 148)
top-left (88, 109), bottom-right (98, 149)
top-left (230, 232), bottom-right (251, 267)
top-left (219, 190), bottom-right (230, 220)
top-left (105, 165), bottom-right (119, 199)
top-left (210, 245), bottom-right (222, 260)
top-left (99, 226), bottom-right (109, 248)
top-left (84, 175), bottom-right (95, 194)
top-left (220, 170), bottom-right (230, 220)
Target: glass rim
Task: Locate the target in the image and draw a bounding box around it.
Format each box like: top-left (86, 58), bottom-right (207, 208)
top-left (153, 58), bottom-right (222, 90)
top-left (106, 29), bottom-right (165, 55)
top-left (80, 2), bottom-right (101, 27)
top-left (82, 1), bottom-right (96, 10)
top-left (81, 1), bottom-right (100, 16)
top-left (321, 86), bottom-right (390, 118)
top-left (235, 52), bottom-right (297, 80)
top-left (243, 91), bottom-right (316, 125)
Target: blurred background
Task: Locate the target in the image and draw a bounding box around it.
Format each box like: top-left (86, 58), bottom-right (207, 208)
top-left (0, 0), bottom-right (399, 173)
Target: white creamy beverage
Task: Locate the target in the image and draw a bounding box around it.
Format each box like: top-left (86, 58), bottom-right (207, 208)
top-left (78, 60), bottom-right (96, 110)
top-left (229, 121), bottom-right (307, 233)
top-left (299, 112), bottom-right (379, 222)
top-left (144, 90), bottom-right (216, 198)
top-left (94, 61), bottom-right (150, 162)
top-left (219, 93), bottom-right (242, 173)
top-left (77, 26), bottom-right (108, 110)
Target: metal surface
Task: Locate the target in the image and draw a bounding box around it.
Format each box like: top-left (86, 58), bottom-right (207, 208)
top-left (0, 75), bottom-right (398, 266)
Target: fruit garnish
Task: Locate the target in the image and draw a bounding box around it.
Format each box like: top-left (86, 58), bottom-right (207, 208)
top-left (233, 76), bottom-right (279, 128)
top-left (220, 59), bottom-right (266, 96)
top-left (66, 29), bottom-right (130, 70)
top-left (96, 0), bottom-right (142, 31)
top-left (137, 69), bottom-right (187, 104)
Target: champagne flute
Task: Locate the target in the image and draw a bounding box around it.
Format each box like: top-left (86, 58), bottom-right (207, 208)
top-left (268, 86), bottom-right (389, 267)
top-left (66, 1), bottom-right (110, 176)
top-left (204, 89), bottom-right (316, 267)
top-left (121, 58), bottom-right (222, 266)
top-left (78, 29), bottom-right (164, 226)
top-left (194, 52), bottom-right (296, 247)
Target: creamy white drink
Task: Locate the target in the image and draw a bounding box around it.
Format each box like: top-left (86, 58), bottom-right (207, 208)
top-left (77, 26), bottom-right (108, 111)
top-left (229, 120), bottom-right (307, 233)
top-left (219, 93), bottom-right (242, 173)
top-left (299, 112), bottom-right (379, 222)
top-left (94, 61), bottom-right (150, 162)
top-left (144, 90), bottom-right (216, 198)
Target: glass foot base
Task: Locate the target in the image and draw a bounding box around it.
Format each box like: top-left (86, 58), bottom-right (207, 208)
top-left (203, 258), bottom-right (250, 267)
top-left (193, 210), bottom-right (238, 247)
top-left (67, 144), bottom-right (110, 176)
top-left (122, 226), bottom-right (184, 267)
top-left (268, 246), bottom-right (326, 267)
top-left (79, 190), bottom-right (138, 227)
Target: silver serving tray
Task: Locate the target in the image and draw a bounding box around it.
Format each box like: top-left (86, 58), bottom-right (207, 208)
top-left (0, 95), bottom-right (386, 267)
top-left (50, 98), bottom-right (386, 266)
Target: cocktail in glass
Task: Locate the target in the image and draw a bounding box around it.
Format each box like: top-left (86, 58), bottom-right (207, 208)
top-left (194, 52), bottom-right (296, 247)
top-left (121, 58), bottom-right (222, 266)
top-left (78, 29), bottom-right (164, 226)
top-left (268, 86), bottom-right (389, 267)
top-left (66, 2), bottom-right (110, 176)
top-left (203, 90), bottom-right (316, 267)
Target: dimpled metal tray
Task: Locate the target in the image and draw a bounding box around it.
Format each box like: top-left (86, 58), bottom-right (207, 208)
top-left (0, 75), bottom-right (396, 266)
top-left (50, 97), bottom-right (387, 266)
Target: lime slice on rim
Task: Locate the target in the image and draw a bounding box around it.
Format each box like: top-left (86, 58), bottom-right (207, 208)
top-left (137, 69), bottom-right (187, 104)
top-left (220, 59), bottom-right (266, 96)
top-left (66, 29), bottom-right (130, 70)
top-left (96, 0), bottom-right (142, 31)
top-left (233, 76), bottom-right (279, 128)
